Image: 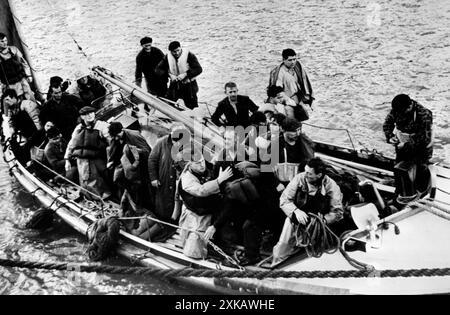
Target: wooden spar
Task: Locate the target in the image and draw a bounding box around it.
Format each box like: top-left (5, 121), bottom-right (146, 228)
top-left (92, 66), bottom-right (224, 149)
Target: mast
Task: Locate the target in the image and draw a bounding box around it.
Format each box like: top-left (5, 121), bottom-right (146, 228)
top-left (92, 66), bottom-right (224, 150)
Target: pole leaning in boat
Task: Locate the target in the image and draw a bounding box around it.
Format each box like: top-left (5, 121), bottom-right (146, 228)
top-left (92, 66), bottom-right (224, 149)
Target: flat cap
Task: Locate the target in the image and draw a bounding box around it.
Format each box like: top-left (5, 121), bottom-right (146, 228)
top-left (79, 106), bottom-right (96, 115)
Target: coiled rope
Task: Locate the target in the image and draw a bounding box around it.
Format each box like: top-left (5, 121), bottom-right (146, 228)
top-left (1, 257), bottom-right (450, 279)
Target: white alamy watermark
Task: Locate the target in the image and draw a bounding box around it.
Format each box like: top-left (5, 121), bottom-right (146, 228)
top-left (367, 2), bottom-right (382, 28)
top-left (168, 121), bottom-right (281, 173)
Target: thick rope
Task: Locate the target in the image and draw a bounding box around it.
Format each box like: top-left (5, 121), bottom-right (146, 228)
top-left (1, 257), bottom-right (450, 279)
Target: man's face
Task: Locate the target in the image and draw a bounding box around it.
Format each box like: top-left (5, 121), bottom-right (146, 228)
top-left (170, 47), bottom-right (182, 59)
top-left (283, 130), bottom-right (299, 143)
top-left (225, 86), bottom-right (238, 103)
top-left (190, 157), bottom-right (206, 174)
top-left (0, 37), bottom-right (8, 50)
top-left (51, 87), bottom-right (63, 102)
top-left (3, 95), bottom-right (18, 108)
top-left (275, 92), bottom-right (285, 103)
top-left (142, 43), bottom-right (152, 52)
top-left (44, 121), bottom-right (55, 132)
top-left (305, 165), bottom-right (322, 185)
top-left (81, 112), bottom-right (95, 124)
top-left (283, 55), bottom-right (297, 69)
top-left (113, 130), bottom-right (124, 142)
top-left (224, 131), bottom-right (236, 150)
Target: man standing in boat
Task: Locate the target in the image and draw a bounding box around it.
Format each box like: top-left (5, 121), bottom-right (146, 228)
top-left (156, 41), bottom-right (203, 109)
top-left (135, 36), bottom-right (166, 97)
top-left (211, 82), bottom-right (259, 128)
top-left (64, 106), bottom-right (111, 200)
top-left (383, 94), bottom-right (433, 197)
top-left (269, 48), bottom-right (314, 121)
top-left (0, 32), bottom-right (33, 100)
top-left (147, 122), bottom-right (191, 241)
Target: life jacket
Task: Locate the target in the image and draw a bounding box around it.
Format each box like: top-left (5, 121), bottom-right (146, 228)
top-left (71, 125), bottom-right (106, 159)
top-left (0, 47), bottom-right (26, 85)
top-left (167, 49), bottom-right (197, 82)
top-left (178, 171), bottom-right (220, 216)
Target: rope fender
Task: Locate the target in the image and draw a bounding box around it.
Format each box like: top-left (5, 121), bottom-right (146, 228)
top-left (1, 258), bottom-right (450, 279)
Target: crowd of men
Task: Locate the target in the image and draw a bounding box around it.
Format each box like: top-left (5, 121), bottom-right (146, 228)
top-left (0, 31), bottom-right (434, 266)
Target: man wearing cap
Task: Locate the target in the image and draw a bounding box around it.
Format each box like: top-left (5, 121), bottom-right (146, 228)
top-left (71, 71), bottom-right (107, 109)
top-left (147, 122), bottom-right (191, 241)
top-left (135, 37), bottom-right (166, 97)
top-left (383, 94), bottom-right (433, 196)
top-left (39, 84), bottom-right (83, 140)
top-left (64, 106), bottom-right (111, 200)
top-left (107, 122), bottom-right (152, 207)
top-left (156, 41), bottom-right (203, 109)
top-left (211, 82), bottom-right (259, 128)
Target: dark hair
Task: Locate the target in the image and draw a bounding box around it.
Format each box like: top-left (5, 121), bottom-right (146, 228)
top-left (1, 88), bottom-right (18, 100)
top-left (0, 32), bottom-right (6, 40)
top-left (307, 158), bottom-right (326, 175)
top-left (168, 41), bottom-right (181, 51)
top-left (282, 48), bottom-right (296, 60)
top-left (267, 85), bottom-right (284, 98)
top-left (224, 82), bottom-right (237, 91)
top-left (391, 94), bottom-right (412, 113)
top-left (49, 76), bottom-right (63, 86)
top-left (272, 113), bottom-right (286, 125)
top-left (249, 111), bottom-right (267, 126)
top-left (108, 121), bottom-right (123, 137)
top-left (140, 37), bottom-right (152, 45)
top-left (46, 127), bottom-right (61, 139)
top-left (280, 117), bottom-right (301, 132)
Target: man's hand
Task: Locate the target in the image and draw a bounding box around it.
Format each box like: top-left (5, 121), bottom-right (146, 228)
top-left (65, 160), bottom-right (71, 172)
top-left (203, 225), bottom-right (216, 241)
top-left (217, 167), bottom-right (233, 184)
top-left (177, 73), bottom-right (187, 81)
top-left (293, 209), bottom-right (309, 225)
top-left (276, 183), bottom-right (285, 192)
top-left (388, 136), bottom-right (399, 145)
top-left (169, 74), bottom-right (178, 81)
top-left (151, 180), bottom-right (161, 188)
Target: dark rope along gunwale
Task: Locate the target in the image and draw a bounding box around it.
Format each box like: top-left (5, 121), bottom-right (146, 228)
top-left (0, 257), bottom-right (450, 279)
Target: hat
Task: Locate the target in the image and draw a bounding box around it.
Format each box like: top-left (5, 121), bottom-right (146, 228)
top-left (108, 121), bottom-right (123, 137)
top-left (258, 103), bottom-right (276, 114)
top-left (140, 36), bottom-right (153, 45)
top-left (281, 117), bottom-right (302, 132)
top-left (46, 127), bottom-right (61, 139)
top-left (79, 106), bottom-right (96, 115)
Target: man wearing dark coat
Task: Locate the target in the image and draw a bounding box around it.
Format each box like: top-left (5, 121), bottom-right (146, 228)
top-left (147, 122), bottom-right (190, 241)
top-left (39, 85), bottom-right (83, 140)
top-left (135, 36), bottom-right (166, 97)
top-left (107, 122), bottom-right (152, 208)
top-left (211, 82), bottom-right (259, 128)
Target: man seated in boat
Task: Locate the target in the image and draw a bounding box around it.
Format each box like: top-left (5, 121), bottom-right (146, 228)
top-left (46, 76), bottom-right (71, 101)
top-left (211, 82), bottom-right (259, 129)
top-left (178, 147), bottom-right (233, 259)
top-left (69, 70), bottom-right (107, 109)
top-left (383, 94), bottom-right (433, 199)
top-left (272, 157), bottom-right (344, 264)
top-left (269, 48), bottom-right (313, 122)
top-left (64, 106), bottom-right (111, 201)
top-left (146, 122), bottom-right (191, 242)
top-left (0, 32), bottom-right (34, 100)
top-left (265, 85), bottom-right (297, 120)
top-left (107, 122), bottom-right (152, 210)
top-left (44, 126), bottom-right (70, 177)
top-left (1, 88), bottom-right (42, 163)
top-left (267, 117), bottom-right (315, 192)
top-left (39, 83), bottom-right (83, 140)
top-left (155, 41), bottom-right (203, 109)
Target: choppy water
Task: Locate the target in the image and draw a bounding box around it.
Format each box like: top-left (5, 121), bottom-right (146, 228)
top-left (1, 0), bottom-right (450, 294)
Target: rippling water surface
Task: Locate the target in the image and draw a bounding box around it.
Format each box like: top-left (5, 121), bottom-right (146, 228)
top-left (1, 0), bottom-right (449, 294)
